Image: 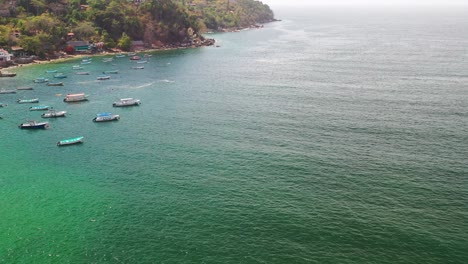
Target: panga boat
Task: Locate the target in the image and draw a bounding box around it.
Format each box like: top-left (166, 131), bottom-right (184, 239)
top-left (103, 70), bottom-right (119, 74)
top-left (53, 73), bottom-right (67, 79)
top-left (130, 56), bottom-right (141, 60)
top-left (46, 70), bottom-right (57, 73)
top-left (57, 136), bottom-right (84, 146)
top-left (0, 71), bottom-right (16, 77)
top-left (97, 75), bottom-right (110, 80)
top-left (93, 112), bottom-right (120, 122)
top-left (29, 105), bottom-right (50, 111)
top-left (113, 98), bottom-right (141, 107)
top-left (72, 65), bottom-right (83, 70)
top-left (34, 77), bottom-right (48, 83)
top-left (63, 93), bottom-right (88, 102)
top-left (131, 66), bottom-right (144, 69)
top-left (75, 71), bottom-right (90, 75)
top-left (47, 82), bottom-right (64, 86)
top-left (42, 109), bottom-right (67, 118)
top-left (17, 87), bottom-right (33, 90)
top-left (17, 98), bottom-right (39, 104)
top-left (19, 120), bottom-right (50, 129)
top-left (0, 89), bottom-right (16, 94)
top-left (136, 60), bottom-right (148, 64)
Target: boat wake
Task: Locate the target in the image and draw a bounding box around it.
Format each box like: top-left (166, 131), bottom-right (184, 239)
top-left (158, 79), bottom-right (175, 83)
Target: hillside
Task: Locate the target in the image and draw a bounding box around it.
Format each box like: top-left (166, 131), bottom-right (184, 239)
top-left (0, 0), bottom-right (275, 57)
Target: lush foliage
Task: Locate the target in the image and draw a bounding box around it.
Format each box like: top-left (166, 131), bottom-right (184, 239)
top-left (0, 0), bottom-right (275, 55)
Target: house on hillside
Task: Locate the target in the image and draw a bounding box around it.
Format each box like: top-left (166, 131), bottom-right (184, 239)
top-left (131, 41), bottom-right (145, 51)
top-left (0, 49), bottom-right (13, 67)
top-left (66, 41), bottom-right (90, 52)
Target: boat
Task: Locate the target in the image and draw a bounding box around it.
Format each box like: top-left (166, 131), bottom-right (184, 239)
top-left (97, 75), bottom-right (110, 80)
top-left (136, 60), bottom-right (148, 64)
top-left (29, 105), bottom-right (50, 111)
top-left (42, 109), bottom-right (67, 118)
top-left (130, 55), bottom-right (141, 60)
top-left (103, 58), bottom-right (114, 62)
top-left (34, 77), bottom-right (48, 83)
top-left (115, 54), bottom-right (126, 58)
top-left (17, 87), bottom-right (34, 90)
top-left (0, 89), bottom-right (16, 94)
top-left (93, 112), bottom-right (120, 122)
top-left (75, 71), bottom-right (90, 75)
top-left (113, 98), bottom-right (141, 107)
top-left (131, 66), bottom-right (144, 69)
top-left (46, 70), bottom-right (57, 73)
top-left (19, 120), bottom-right (50, 129)
top-left (103, 70), bottom-right (119, 74)
top-left (57, 136), bottom-right (84, 146)
top-left (53, 73), bottom-right (67, 79)
top-left (80, 61), bottom-right (91, 65)
top-left (127, 52), bottom-right (137, 56)
top-left (63, 93), bottom-right (88, 102)
top-left (0, 103), bottom-right (7, 107)
top-left (17, 98), bottom-right (39, 104)
top-left (0, 71), bottom-right (16, 77)
top-left (47, 82), bottom-right (64, 86)
top-left (72, 65), bottom-right (83, 70)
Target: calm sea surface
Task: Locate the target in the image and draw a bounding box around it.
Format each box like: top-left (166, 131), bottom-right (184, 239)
top-left (1, 6), bottom-right (467, 263)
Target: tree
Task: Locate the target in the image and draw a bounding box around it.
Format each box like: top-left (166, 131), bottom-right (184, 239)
top-left (117, 32), bottom-right (131, 51)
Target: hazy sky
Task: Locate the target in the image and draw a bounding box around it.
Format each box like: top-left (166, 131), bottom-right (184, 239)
top-left (261, 0), bottom-right (468, 6)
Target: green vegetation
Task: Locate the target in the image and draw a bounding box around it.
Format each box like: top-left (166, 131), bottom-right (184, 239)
top-left (0, 0), bottom-right (275, 56)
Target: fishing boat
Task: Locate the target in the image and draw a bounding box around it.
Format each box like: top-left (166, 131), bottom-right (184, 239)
top-left (17, 98), bottom-right (39, 104)
top-left (81, 61), bottom-right (91, 65)
top-left (42, 109), bottom-right (67, 118)
top-left (47, 82), bottom-right (64, 86)
top-left (17, 87), bottom-right (33, 90)
top-left (72, 65), bottom-right (83, 70)
top-left (0, 103), bottom-right (7, 107)
top-left (19, 120), bottom-right (50, 129)
top-left (115, 54), bottom-right (126, 58)
top-left (113, 98), bottom-right (141, 107)
top-left (46, 70), bottom-right (58, 73)
top-left (29, 105), bottom-right (50, 111)
top-left (53, 73), bottom-right (67, 79)
top-left (103, 70), bottom-right (119, 74)
top-left (93, 112), bottom-right (120, 122)
top-left (131, 66), bottom-right (144, 69)
top-left (136, 60), bottom-right (148, 64)
top-left (127, 52), bottom-right (137, 56)
top-left (63, 93), bottom-right (88, 102)
top-left (0, 71), bottom-right (16, 77)
top-left (97, 75), bottom-right (110, 80)
top-left (33, 77), bottom-right (48, 83)
top-left (130, 55), bottom-right (141, 60)
top-left (57, 136), bottom-right (84, 146)
top-left (0, 89), bottom-right (16, 94)
top-left (75, 71), bottom-right (90, 75)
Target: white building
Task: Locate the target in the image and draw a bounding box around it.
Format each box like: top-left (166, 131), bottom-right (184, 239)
top-left (0, 49), bottom-right (12, 62)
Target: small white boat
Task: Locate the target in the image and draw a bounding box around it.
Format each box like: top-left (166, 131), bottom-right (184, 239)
top-left (75, 71), bottom-right (90, 75)
top-left (0, 89), bottom-right (16, 94)
top-left (34, 77), bottom-right (48, 83)
top-left (93, 112), bottom-right (120, 122)
top-left (113, 98), bottom-right (141, 107)
top-left (103, 70), bottom-right (119, 74)
top-left (136, 60), bottom-right (148, 64)
top-left (47, 82), bottom-right (64, 86)
top-left (72, 65), bottom-right (83, 70)
top-left (131, 66), bottom-right (144, 69)
top-left (97, 75), bottom-right (110, 80)
top-left (19, 120), bottom-right (50, 129)
top-left (17, 98), bottom-right (39, 104)
top-left (63, 93), bottom-right (88, 102)
top-left (42, 109), bottom-right (67, 118)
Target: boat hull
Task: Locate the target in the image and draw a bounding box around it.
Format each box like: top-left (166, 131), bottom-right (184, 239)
top-left (57, 136), bottom-right (84, 146)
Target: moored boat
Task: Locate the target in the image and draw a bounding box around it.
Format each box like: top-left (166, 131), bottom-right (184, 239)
top-left (0, 89), bottom-right (16, 94)
top-left (54, 73), bottom-right (67, 79)
top-left (57, 136), bottom-right (84, 146)
top-left (42, 109), bottom-right (67, 118)
top-left (131, 66), bottom-right (144, 69)
top-left (103, 70), bottom-right (119, 74)
top-left (136, 60), bottom-right (148, 64)
top-left (72, 65), bottom-right (83, 70)
top-left (46, 70), bottom-right (58, 73)
top-left (0, 71), bottom-right (16, 77)
top-left (29, 105), bottom-right (50, 111)
top-left (75, 71), bottom-right (90, 75)
top-left (130, 55), bottom-right (141, 60)
top-left (93, 112), bottom-right (120, 122)
top-left (63, 93), bottom-right (88, 102)
top-left (97, 75), bottom-right (110, 80)
top-left (34, 77), bottom-right (48, 83)
top-left (0, 103), bottom-right (7, 107)
top-left (19, 120), bottom-right (50, 129)
top-left (17, 98), bottom-right (39, 104)
top-left (47, 82), bottom-right (64, 86)
top-left (17, 87), bottom-right (33, 90)
top-left (113, 98), bottom-right (141, 107)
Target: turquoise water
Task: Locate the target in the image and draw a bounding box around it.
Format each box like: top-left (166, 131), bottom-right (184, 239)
top-left (1, 6), bottom-right (468, 263)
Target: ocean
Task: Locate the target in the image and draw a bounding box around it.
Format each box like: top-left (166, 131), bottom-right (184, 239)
top-left (1, 6), bottom-right (467, 263)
